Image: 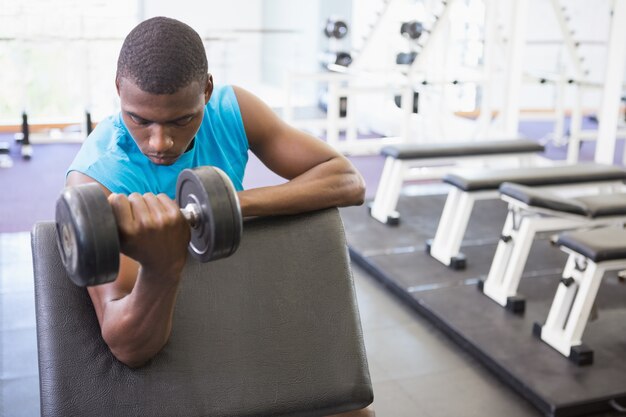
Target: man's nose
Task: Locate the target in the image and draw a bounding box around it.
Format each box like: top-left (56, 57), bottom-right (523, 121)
top-left (149, 124), bottom-right (173, 152)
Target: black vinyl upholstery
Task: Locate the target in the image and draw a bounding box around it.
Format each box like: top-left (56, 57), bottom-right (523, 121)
top-left (380, 138), bottom-right (543, 159)
top-left (500, 182), bottom-right (626, 218)
top-left (31, 208), bottom-right (373, 417)
top-left (556, 227), bottom-right (626, 263)
top-left (444, 163), bottom-right (626, 191)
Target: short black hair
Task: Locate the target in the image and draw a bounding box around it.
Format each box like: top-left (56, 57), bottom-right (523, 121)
top-left (117, 17), bottom-right (208, 94)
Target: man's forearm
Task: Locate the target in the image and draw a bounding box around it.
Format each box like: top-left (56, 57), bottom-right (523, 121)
top-left (100, 268), bottom-right (182, 367)
top-left (238, 157), bottom-right (365, 217)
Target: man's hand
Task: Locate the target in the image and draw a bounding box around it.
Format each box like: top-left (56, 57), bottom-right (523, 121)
top-left (108, 192), bottom-right (191, 275)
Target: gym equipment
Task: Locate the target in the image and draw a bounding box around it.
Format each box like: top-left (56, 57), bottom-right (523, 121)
top-left (480, 183), bottom-right (626, 313)
top-left (400, 20), bottom-right (424, 40)
top-left (32, 208), bottom-right (373, 417)
top-left (85, 111), bottom-right (93, 136)
top-left (55, 166), bottom-right (242, 287)
top-left (15, 112), bottom-right (33, 160)
top-left (369, 139), bottom-right (545, 225)
top-left (534, 227), bottom-right (626, 365)
top-left (395, 51), bottom-right (417, 65)
top-left (320, 51), bottom-right (353, 68)
top-left (426, 163), bottom-right (626, 269)
top-left (345, 188), bottom-right (626, 416)
top-left (0, 142), bottom-right (12, 168)
top-left (324, 18), bottom-right (348, 39)
top-left (318, 90), bottom-right (348, 118)
top-left (394, 91), bottom-right (419, 113)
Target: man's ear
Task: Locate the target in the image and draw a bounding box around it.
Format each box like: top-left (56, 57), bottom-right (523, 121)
top-left (204, 74), bottom-right (214, 104)
top-left (115, 77), bottom-right (121, 96)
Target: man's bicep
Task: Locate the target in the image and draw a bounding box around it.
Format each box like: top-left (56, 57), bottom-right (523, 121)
top-left (66, 171), bottom-right (112, 196)
top-left (232, 86), bottom-right (340, 179)
top-left (87, 254), bottom-right (139, 325)
top-left (255, 124), bottom-right (340, 179)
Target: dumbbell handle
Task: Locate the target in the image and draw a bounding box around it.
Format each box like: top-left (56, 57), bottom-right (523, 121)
top-left (180, 203), bottom-right (201, 229)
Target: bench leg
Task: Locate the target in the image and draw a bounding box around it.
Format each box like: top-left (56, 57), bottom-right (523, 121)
top-left (481, 209), bottom-right (526, 311)
top-left (428, 188), bottom-right (474, 269)
top-left (535, 255), bottom-right (604, 365)
top-left (370, 157), bottom-right (404, 225)
top-left (482, 211), bottom-right (587, 312)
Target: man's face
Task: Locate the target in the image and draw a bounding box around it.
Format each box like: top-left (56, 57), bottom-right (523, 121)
top-left (117, 76), bottom-right (211, 165)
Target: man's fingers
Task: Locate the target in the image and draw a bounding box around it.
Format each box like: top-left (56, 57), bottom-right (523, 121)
top-left (107, 192), bottom-right (184, 231)
top-left (108, 193), bottom-right (133, 225)
top-left (156, 193), bottom-right (182, 218)
top-left (143, 193), bottom-right (183, 224)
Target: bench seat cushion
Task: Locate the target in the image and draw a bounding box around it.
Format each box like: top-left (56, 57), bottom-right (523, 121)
top-left (556, 227), bottom-right (626, 262)
top-left (380, 139), bottom-right (544, 159)
top-left (32, 209), bottom-right (373, 417)
top-left (500, 183), bottom-right (626, 218)
top-left (444, 163), bottom-right (626, 192)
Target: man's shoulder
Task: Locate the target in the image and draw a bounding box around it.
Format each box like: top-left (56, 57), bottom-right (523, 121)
top-left (207, 85), bottom-right (236, 110)
top-left (70, 113), bottom-right (132, 172)
top-left (91, 113), bottom-right (127, 140)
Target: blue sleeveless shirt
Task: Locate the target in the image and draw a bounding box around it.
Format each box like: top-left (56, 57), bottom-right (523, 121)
top-left (68, 85), bottom-right (249, 199)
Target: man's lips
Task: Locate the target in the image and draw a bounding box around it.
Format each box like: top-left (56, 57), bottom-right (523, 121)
top-left (148, 154), bottom-right (178, 164)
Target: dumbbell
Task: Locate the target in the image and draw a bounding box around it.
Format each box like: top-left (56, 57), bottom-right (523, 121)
top-left (400, 21), bottom-right (424, 40)
top-left (396, 51), bottom-right (417, 65)
top-left (320, 51), bottom-right (353, 68)
top-left (55, 166), bottom-right (243, 287)
top-left (324, 18), bottom-right (348, 39)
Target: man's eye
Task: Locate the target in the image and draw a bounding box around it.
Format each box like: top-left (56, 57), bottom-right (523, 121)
top-left (174, 116), bottom-right (193, 126)
top-left (130, 115), bottom-right (149, 125)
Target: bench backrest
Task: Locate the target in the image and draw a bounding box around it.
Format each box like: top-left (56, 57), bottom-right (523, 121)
top-left (31, 208), bottom-right (373, 417)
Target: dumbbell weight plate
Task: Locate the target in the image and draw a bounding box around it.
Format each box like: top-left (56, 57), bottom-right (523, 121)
top-left (400, 21), bottom-right (424, 40)
top-left (324, 19), bottom-right (348, 39)
top-left (55, 183), bottom-right (120, 287)
top-left (396, 51), bottom-right (417, 65)
top-left (176, 166), bottom-right (242, 262)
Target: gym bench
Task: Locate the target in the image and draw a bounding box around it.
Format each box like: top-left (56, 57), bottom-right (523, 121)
top-left (369, 139), bottom-right (545, 225)
top-left (479, 183), bottom-right (626, 313)
top-left (31, 208), bottom-right (373, 417)
top-left (534, 227), bottom-right (626, 365)
top-left (427, 163), bottom-right (626, 269)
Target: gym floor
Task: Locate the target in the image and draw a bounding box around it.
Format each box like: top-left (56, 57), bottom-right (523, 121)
top-left (0, 120), bottom-right (623, 416)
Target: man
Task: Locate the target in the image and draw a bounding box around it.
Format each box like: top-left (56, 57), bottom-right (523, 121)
top-left (67, 16), bottom-right (372, 417)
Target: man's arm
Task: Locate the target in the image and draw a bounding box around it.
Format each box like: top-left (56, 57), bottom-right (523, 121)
top-left (66, 171), bottom-right (190, 368)
top-left (233, 86), bottom-right (366, 217)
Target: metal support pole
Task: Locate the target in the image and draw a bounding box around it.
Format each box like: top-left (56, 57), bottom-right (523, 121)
top-left (567, 84), bottom-right (583, 164)
top-left (596, 0), bottom-right (626, 164)
top-left (473, 0), bottom-right (496, 138)
top-left (502, 0), bottom-right (528, 137)
top-left (549, 0), bottom-right (586, 79)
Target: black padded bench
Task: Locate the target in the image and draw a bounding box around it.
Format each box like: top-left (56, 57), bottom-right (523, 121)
top-left (444, 163), bottom-right (626, 191)
top-left (427, 163), bottom-right (626, 268)
top-left (534, 227), bottom-right (626, 365)
top-left (369, 139), bottom-right (546, 224)
top-left (499, 182), bottom-right (626, 217)
top-left (480, 182), bottom-right (626, 313)
top-left (31, 208), bottom-right (373, 417)
top-left (380, 139), bottom-right (544, 159)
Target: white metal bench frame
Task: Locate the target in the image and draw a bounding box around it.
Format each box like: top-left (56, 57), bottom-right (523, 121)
top-left (480, 191), bottom-right (626, 312)
top-left (428, 181), bottom-right (625, 269)
top-left (536, 246), bottom-right (626, 365)
top-left (369, 152), bottom-right (546, 224)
